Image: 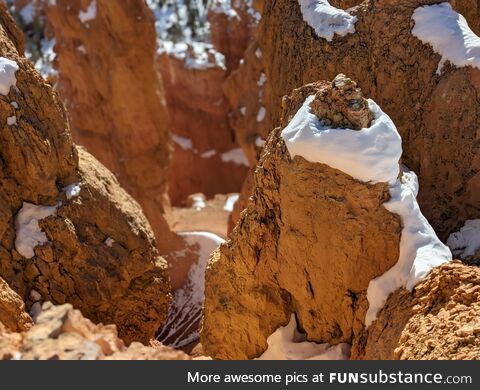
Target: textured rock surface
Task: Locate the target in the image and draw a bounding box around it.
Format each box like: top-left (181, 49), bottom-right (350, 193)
top-left (259, 0), bottom-right (480, 240)
top-left (158, 48), bottom-right (248, 205)
top-left (0, 277), bottom-right (32, 332)
top-left (201, 81), bottom-right (402, 360)
top-left (355, 262), bottom-right (480, 360)
top-left (44, 0), bottom-right (177, 253)
top-left (0, 302), bottom-right (190, 360)
top-left (0, 7), bottom-right (170, 344)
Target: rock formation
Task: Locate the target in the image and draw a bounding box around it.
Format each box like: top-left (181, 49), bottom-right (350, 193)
top-left (201, 76), bottom-right (451, 360)
top-left (0, 5), bottom-right (170, 344)
top-left (258, 0), bottom-right (480, 240)
top-left (158, 42), bottom-right (249, 205)
top-left (0, 277), bottom-right (32, 333)
top-left (43, 0), bottom-right (178, 253)
top-left (355, 262), bottom-right (480, 360)
top-left (0, 302), bottom-right (190, 360)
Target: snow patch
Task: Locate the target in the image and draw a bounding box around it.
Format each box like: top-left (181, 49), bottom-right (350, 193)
top-left (447, 220), bottom-right (480, 259)
top-left (7, 116), bottom-right (16, 126)
top-left (210, 0), bottom-right (239, 19)
top-left (224, 194), bottom-right (239, 212)
top-left (0, 57), bottom-right (19, 95)
top-left (282, 95), bottom-right (402, 185)
top-left (412, 3), bottom-right (480, 74)
top-left (221, 148), bottom-right (249, 167)
top-left (256, 106), bottom-right (266, 123)
top-left (104, 237), bottom-right (115, 247)
top-left (191, 195), bottom-right (206, 210)
top-left (63, 183), bottom-right (81, 199)
top-left (15, 202), bottom-right (59, 259)
top-left (79, 0), bottom-right (97, 24)
top-left (200, 150), bottom-right (217, 159)
top-left (159, 41), bottom-right (226, 71)
top-left (257, 315), bottom-right (351, 360)
top-left (158, 232), bottom-right (224, 348)
top-left (172, 134), bottom-right (193, 150)
top-left (365, 169), bottom-right (452, 326)
top-left (298, 0), bottom-right (357, 41)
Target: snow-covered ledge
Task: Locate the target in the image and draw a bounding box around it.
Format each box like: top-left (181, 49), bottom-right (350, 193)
top-left (412, 3), bottom-right (480, 74)
top-left (298, 0), bottom-right (357, 41)
top-left (281, 93), bottom-right (452, 327)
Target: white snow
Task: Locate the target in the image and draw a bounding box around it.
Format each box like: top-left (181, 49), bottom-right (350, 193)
top-left (210, 0), bottom-right (239, 19)
top-left (104, 237), bottom-right (115, 247)
top-left (19, 3), bottom-right (34, 24)
top-left (224, 194), bottom-right (239, 212)
top-left (365, 169), bottom-right (452, 326)
top-left (282, 94), bottom-right (451, 327)
top-left (191, 194), bottom-right (206, 210)
top-left (298, 0), bottom-right (357, 41)
top-left (172, 134), bottom-right (193, 150)
top-left (239, 106), bottom-right (247, 116)
top-left (200, 150), bottom-right (217, 159)
top-left (78, 0), bottom-right (97, 24)
top-left (255, 136), bottom-right (266, 148)
top-left (158, 232), bottom-right (224, 348)
top-left (256, 106), bottom-right (266, 123)
top-left (257, 315), bottom-right (351, 360)
top-left (255, 48), bottom-right (263, 58)
top-left (412, 3), bottom-right (480, 74)
top-left (15, 202), bottom-right (58, 259)
top-left (282, 95), bottom-right (402, 185)
top-left (63, 183), bottom-right (81, 199)
top-left (221, 148), bottom-right (249, 167)
top-left (0, 57), bottom-right (19, 95)
top-left (7, 116), bottom-right (16, 126)
top-left (447, 219), bottom-right (480, 259)
top-left (257, 72), bottom-right (267, 87)
top-left (11, 101), bottom-right (18, 109)
top-left (34, 38), bottom-right (57, 80)
top-left (159, 41), bottom-right (226, 71)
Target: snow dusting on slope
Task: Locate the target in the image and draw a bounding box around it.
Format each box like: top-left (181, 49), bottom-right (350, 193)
top-left (158, 232), bottom-right (224, 348)
top-left (447, 220), bottom-right (480, 259)
top-left (412, 3), bottom-right (480, 74)
top-left (159, 41), bottom-right (226, 70)
top-left (298, 0), bottom-right (357, 41)
top-left (282, 94), bottom-right (451, 327)
top-left (0, 57), bottom-right (19, 95)
top-left (282, 95), bottom-right (402, 185)
top-left (15, 202), bottom-right (58, 259)
top-left (79, 0), bottom-right (97, 24)
top-left (257, 315), bottom-right (351, 360)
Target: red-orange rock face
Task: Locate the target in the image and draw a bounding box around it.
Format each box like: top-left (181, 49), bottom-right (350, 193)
top-left (44, 0), bottom-right (177, 253)
top-left (158, 43), bottom-right (249, 205)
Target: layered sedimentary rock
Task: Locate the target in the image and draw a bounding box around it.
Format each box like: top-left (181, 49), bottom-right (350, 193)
top-left (0, 302), bottom-right (190, 360)
top-left (43, 0), bottom-right (178, 253)
top-left (158, 43), bottom-right (248, 205)
top-left (356, 262), bottom-right (480, 360)
top-left (258, 0), bottom-right (480, 240)
top-left (202, 79), bottom-right (406, 359)
top-left (0, 7), bottom-right (170, 344)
